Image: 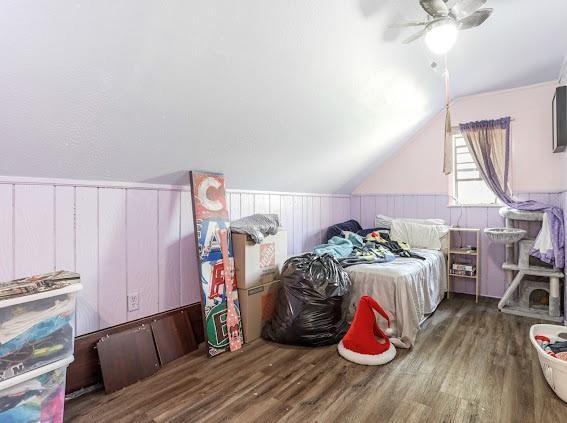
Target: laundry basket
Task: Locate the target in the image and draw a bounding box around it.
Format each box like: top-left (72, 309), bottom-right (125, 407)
top-left (529, 324), bottom-right (567, 402)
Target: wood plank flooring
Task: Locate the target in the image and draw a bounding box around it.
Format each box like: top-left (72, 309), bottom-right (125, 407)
top-left (65, 294), bottom-right (567, 422)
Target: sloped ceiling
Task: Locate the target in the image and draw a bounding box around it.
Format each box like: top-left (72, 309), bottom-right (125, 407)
top-left (0, 1), bottom-right (566, 193)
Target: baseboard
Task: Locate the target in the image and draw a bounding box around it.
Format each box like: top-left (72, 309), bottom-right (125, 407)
top-left (66, 302), bottom-right (203, 394)
top-left (449, 292), bottom-right (499, 302)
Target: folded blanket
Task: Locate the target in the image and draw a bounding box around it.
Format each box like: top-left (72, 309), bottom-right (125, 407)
top-left (230, 214), bottom-right (280, 244)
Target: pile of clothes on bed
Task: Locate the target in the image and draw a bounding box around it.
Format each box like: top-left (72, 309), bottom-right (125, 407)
top-left (313, 219), bottom-right (426, 267)
top-left (261, 216), bottom-right (449, 349)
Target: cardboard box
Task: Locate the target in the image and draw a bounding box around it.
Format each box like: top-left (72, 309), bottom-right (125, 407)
top-left (233, 231), bottom-right (287, 289)
top-left (238, 280), bottom-right (280, 343)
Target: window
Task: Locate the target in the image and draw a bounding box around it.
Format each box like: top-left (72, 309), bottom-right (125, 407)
top-left (453, 133), bottom-right (497, 205)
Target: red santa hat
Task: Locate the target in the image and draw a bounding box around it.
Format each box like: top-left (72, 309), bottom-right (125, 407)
top-left (338, 295), bottom-right (396, 365)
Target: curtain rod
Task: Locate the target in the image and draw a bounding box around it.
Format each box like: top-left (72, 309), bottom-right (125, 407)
top-left (451, 118), bottom-right (515, 130)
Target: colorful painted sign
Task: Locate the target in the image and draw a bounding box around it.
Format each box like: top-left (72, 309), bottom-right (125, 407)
top-left (190, 171), bottom-right (243, 358)
top-left (218, 228), bottom-right (243, 352)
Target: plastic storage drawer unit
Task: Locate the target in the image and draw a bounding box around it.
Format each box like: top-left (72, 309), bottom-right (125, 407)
top-left (0, 356), bottom-right (73, 423)
top-left (0, 271), bottom-right (81, 383)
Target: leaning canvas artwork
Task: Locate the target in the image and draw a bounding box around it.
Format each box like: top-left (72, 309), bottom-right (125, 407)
top-left (190, 171), bottom-right (243, 357)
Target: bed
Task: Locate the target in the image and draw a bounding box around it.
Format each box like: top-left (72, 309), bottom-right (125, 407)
top-left (345, 248), bottom-right (447, 348)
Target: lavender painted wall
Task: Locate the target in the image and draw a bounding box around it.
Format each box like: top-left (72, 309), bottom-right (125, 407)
top-left (0, 176), bottom-right (349, 336)
top-left (227, 191), bottom-right (350, 257)
top-left (350, 192), bottom-right (563, 298)
top-left (0, 173), bottom-right (561, 335)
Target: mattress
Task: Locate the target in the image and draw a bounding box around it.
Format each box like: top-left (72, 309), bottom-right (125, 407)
top-left (345, 248), bottom-right (447, 348)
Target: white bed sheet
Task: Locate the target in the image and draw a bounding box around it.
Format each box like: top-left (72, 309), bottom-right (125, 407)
top-left (345, 249), bottom-right (447, 348)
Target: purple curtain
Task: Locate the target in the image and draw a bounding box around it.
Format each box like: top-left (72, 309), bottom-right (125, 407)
top-left (460, 117), bottom-right (513, 202)
top-left (460, 118), bottom-right (565, 270)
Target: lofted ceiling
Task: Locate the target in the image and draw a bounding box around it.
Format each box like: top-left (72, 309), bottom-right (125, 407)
top-left (0, 1), bottom-right (566, 193)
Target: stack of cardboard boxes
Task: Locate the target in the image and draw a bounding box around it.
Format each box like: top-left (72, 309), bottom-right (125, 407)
top-left (233, 230), bottom-right (287, 343)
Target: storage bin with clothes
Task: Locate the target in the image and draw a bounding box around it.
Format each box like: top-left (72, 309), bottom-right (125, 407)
top-left (0, 271), bottom-right (81, 383)
top-left (0, 356), bottom-right (72, 422)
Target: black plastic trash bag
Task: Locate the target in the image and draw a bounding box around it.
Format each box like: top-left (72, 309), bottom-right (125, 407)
top-left (262, 253), bottom-right (351, 346)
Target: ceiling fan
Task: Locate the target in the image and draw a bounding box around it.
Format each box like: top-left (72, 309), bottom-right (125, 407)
top-left (395, 0), bottom-right (493, 54)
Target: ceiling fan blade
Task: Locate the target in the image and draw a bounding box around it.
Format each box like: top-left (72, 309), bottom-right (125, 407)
top-left (458, 8), bottom-right (493, 30)
top-left (390, 20), bottom-right (429, 28)
top-left (403, 28), bottom-right (427, 44)
top-left (451, 0), bottom-right (486, 20)
top-left (419, 0), bottom-right (449, 17)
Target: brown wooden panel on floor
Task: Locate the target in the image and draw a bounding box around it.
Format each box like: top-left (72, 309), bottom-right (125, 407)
top-left (66, 303), bottom-right (202, 394)
top-left (151, 310), bottom-right (198, 366)
top-left (187, 302), bottom-right (205, 343)
top-left (65, 294), bottom-right (567, 423)
top-left (97, 324), bottom-right (160, 394)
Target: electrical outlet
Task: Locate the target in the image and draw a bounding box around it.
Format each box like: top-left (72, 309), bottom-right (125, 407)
top-left (128, 292), bottom-right (139, 312)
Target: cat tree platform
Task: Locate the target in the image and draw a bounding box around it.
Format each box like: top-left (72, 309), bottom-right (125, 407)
top-left (493, 207), bottom-right (564, 322)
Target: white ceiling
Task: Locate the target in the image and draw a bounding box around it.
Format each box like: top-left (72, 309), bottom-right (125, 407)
top-left (0, 1), bottom-right (566, 193)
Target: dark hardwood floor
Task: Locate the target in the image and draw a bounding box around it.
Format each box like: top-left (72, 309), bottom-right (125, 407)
top-left (65, 294), bottom-right (567, 422)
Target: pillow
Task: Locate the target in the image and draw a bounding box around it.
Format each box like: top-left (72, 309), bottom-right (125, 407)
top-left (374, 215), bottom-right (446, 230)
top-left (374, 215), bottom-right (393, 230)
top-left (399, 217), bottom-right (446, 226)
top-left (399, 218), bottom-right (449, 251)
top-left (390, 220), bottom-right (449, 251)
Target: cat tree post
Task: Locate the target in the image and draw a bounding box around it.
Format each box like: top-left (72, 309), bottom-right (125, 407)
top-left (504, 216), bottom-right (515, 285)
top-left (550, 276), bottom-right (561, 317)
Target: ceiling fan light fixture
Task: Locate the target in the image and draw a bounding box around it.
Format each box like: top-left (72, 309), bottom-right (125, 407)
top-left (425, 20), bottom-right (458, 55)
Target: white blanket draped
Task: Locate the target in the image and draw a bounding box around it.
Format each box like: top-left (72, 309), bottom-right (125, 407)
top-left (345, 249), bottom-right (447, 348)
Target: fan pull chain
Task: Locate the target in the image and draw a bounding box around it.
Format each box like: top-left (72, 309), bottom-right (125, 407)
top-left (442, 54), bottom-right (453, 175)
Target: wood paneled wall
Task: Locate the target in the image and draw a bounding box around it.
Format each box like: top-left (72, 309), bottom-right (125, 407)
top-left (227, 191), bottom-right (350, 257)
top-left (1, 173), bottom-right (562, 335)
top-left (0, 177), bottom-right (350, 336)
top-left (350, 192), bottom-right (564, 298)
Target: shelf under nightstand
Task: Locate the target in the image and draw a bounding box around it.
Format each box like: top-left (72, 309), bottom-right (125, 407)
top-left (447, 227), bottom-right (480, 303)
